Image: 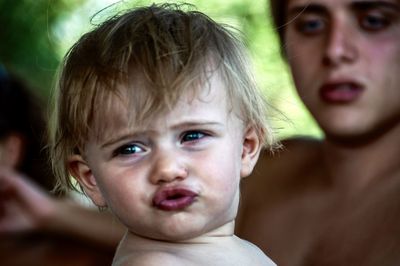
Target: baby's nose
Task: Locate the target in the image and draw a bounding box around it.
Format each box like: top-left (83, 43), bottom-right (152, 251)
top-left (149, 150), bottom-right (188, 184)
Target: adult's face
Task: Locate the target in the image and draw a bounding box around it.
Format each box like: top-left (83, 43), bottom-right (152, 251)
top-left (284, 0), bottom-right (400, 141)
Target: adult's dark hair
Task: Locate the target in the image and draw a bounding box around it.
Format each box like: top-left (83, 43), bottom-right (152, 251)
top-left (269, 0), bottom-right (287, 56)
top-left (0, 67), bottom-right (54, 191)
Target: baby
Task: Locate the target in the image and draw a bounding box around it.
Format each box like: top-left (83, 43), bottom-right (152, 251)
top-left (50, 3), bottom-right (276, 265)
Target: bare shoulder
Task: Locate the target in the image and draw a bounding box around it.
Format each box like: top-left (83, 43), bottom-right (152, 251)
top-left (113, 251), bottom-right (192, 266)
top-left (113, 240), bottom-right (276, 266)
top-left (240, 136), bottom-right (323, 201)
top-left (256, 136), bottom-right (322, 176)
top-left (238, 238), bottom-right (277, 266)
top-left (236, 137), bottom-right (326, 263)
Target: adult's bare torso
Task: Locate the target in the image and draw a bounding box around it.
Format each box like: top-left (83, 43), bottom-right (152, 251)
top-left (236, 138), bottom-right (400, 266)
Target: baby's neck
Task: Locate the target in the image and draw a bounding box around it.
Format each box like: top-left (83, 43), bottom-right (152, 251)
top-left (113, 222), bottom-right (240, 265)
top-left (176, 221), bottom-right (235, 244)
top-left (113, 220), bottom-right (274, 266)
top-left (126, 221), bottom-right (235, 246)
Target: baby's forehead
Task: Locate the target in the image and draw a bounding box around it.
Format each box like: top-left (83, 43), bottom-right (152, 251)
top-left (106, 67), bottom-right (230, 107)
top-left (89, 73), bottom-right (236, 140)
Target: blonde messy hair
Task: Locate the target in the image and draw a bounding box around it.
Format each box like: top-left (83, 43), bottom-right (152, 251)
top-left (50, 3), bottom-right (274, 193)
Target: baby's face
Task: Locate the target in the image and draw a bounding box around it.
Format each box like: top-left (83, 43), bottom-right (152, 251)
top-left (72, 72), bottom-right (253, 241)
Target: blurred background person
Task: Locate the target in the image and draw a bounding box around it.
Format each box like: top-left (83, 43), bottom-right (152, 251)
top-left (0, 67), bottom-right (124, 266)
top-left (236, 0), bottom-right (400, 265)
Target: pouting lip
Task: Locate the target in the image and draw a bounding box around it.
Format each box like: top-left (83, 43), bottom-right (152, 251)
top-left (319, 81), bottom-right (364, 103)
top-left (152, 187), bottom-right (198, 211)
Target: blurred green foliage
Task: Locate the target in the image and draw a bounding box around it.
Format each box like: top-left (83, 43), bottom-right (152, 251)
top-left (0, 0), bottom-right (80, 96)
top-left (0, 0), bottom-right (321, 139)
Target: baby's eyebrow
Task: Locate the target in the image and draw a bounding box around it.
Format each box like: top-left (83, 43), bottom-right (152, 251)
top-left (98, 120), bottom-right (224, 148)
top-left (171, 121), bottom-right (223, 130)
top-left (99, 131), bottom-right (150, 149)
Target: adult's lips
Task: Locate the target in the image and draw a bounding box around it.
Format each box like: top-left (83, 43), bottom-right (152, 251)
top-left (153, 188), bottom-right (198, 211)
top-left (319, 82), bottom-right (364, 103)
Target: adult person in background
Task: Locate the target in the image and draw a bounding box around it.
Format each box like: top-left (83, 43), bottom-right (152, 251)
top-left (236, 0), bottom-right (400, 265)
top-left (0, 67), bottom-right (124, 266)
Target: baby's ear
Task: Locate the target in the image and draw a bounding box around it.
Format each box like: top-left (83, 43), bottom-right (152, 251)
top-left (68, 155), bottom-right (107, 207)
top-left (240, 125), bottom-right (262, 178)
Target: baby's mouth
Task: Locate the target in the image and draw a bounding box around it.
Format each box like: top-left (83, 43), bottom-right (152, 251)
top-left (153, 188), bottom-right (198, 211)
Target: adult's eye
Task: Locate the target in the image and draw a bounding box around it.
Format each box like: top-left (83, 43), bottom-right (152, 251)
top-left (360, 14), bottom-right (390, 31)
top-left (181, 131), bottom-right (206, 143)
top-left (295, 17), bottom-right (325, 35)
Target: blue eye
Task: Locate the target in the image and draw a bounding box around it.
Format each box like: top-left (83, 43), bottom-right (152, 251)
top-left (296, 18), bottom-right (325, 35)
top-left (116, 144), bottom-right (144, 155)
top-left (181, 131), bottom-right (206, 143)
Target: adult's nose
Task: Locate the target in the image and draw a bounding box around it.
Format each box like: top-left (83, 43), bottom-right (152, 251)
top-left (322, 18), bottom-right (358, 66)
top-left (149, 148), bottom-right (188, 185)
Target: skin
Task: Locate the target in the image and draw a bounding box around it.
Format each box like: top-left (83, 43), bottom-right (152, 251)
top-left (69, 72), bottom-right (275, 265)
top-left (236, 0), bottom-right (400, 265)
top-left (0, 134), bottom-right (122, 266)
top-left (0, 74), bottom-right (122, 265)
top-left (285, 0), bottom-right (400, 140)
top-left (0, 134), bottom-right (124, 248)
top-left (0, 134), bottom-right (24, 169)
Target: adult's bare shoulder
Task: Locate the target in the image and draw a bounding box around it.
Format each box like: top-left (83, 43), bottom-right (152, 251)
top-left (241, 137), bottom-right (323, 199)
top-left (236, 137), bottom-right (326, 263)
top-left (236, 137), bottom-right (324, 230)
